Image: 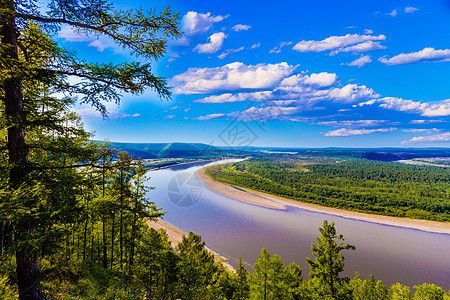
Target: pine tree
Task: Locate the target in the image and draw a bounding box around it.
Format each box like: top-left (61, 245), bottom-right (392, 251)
top-left (390, 283), bottom-right (413, 300)
top-left (233, 256), bottom-right (250, 300)
top-left (175, 232), bottom-right (218, 299)
top-left (306, 220), bottom-right (355, 299)
top-left (250, 248), bottom-right (301, 300)
top-left (1, 1), bottom-right (181, 298)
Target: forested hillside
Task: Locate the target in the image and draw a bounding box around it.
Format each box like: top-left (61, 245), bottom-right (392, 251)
top-left (206, 158), bottom-right (450, 222)
top-left (108, 142), bottom-right (232, 159)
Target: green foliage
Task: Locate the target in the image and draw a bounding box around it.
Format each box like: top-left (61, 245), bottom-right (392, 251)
top-left (206, 158), bottom-right (450, 222)
top-left (390, 283), bottom-right (413, 300)
top-left (413, 283), bottom-right (445, 300)
top-left (0, 274), bottom-right (18, 299)
top-left (351, 273), bottom-right (389, 300)
top-left (134, 228), bottom-right (179, 298)
top-left (232, 257), bottom-right (250, 300)
top-left (175, 231), bottom-right (220, 299)
top-left (1, 0), bottom-right (180, 295)
top-left (1, 214), bottom-right (449, 299)
top-left (306, 220), bottom-right (355, 299)
top-left (250, 248), bottom-right (303, 300)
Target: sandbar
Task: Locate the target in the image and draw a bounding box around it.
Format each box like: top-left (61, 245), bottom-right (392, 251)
top-left (195, 166), bottom-right (450, 235)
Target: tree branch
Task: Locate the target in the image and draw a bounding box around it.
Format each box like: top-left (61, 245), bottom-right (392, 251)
top-left (52, 70), bottom-right (126, 90)
top-left (16, 13), bottom-right (131, 46)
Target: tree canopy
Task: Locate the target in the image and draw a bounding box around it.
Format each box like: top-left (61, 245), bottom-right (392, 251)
top-left (1, 0), bottom-right (181, 298)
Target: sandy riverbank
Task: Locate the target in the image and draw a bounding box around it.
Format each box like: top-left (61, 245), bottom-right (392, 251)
top-left (194, 167), bottom-right (450, 235)
top-left (147, 219), bottom-right (235, 272)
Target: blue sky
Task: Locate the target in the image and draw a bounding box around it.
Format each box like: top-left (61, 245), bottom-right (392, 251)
top-left (56, 0), bottom-right (450, 148)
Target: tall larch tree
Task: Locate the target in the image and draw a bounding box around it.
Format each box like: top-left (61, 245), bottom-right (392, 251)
top-left (0, 0), bottom-right (181, 298)
top-left (306, 220), bottom-right (356, 299)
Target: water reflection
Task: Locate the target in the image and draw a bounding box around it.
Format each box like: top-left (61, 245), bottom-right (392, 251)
top-left (147, 160), bottom-right (450, 289)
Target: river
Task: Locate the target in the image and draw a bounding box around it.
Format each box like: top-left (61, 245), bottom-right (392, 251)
top-left (146, 159), bottom-right (450, 289)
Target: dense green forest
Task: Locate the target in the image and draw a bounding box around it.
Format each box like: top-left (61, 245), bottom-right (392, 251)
top-left (2, 218), bottom-right (450, 299)
top-left (206, 158), bottom-right (450, 222)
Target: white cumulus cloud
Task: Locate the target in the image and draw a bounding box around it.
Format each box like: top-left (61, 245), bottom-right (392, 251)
top-left (379, 47), bottom-right (450, 65)
top-left (317, 120), bottom-right (387, 127)
top-left (189, 69), bottom-right (377, 113)
top-left (88, 40), bottom-right (109, 52)
top-left (182, 11), bottom-right (229, 36)
top-left (58, 25), bottom-right (91, 42)
top-left (218, 47), bottom-right (245, 59)
top-left (325, 127), bottom-right (396, 136)
top-left (280, 72), bottom-right (338, 88)
top-left (75, 108), bottom-right (143, 119)
top-left (236, 106), bottom-right (299, 121)
top-left (405, 6), bottom-right (419, 13)
top-left (387, 9), bottom-right (398, 17)
top-left (194, 91), bottom-right (273, 103)
top-left (293, 34), bottom-right (386, 53)
top-left (58, 26), bottom-right (116, 52)
top-left (330, 41), bottom-right (385, 55)
top-left (193, 32), bottom-right (228, 54)
top-left (315, 84), bottom-right (379, 103)
top-left (407, 132), bottom-right (450, 143)
top-left (402, 128), bottom-right (440, 133)
top-left (270, 41), bottom-right (293, 53)
top-left (195, 113), bottom-right (226, 120)
top-left (358, 97), bottom-right (450, 117)
top-left (232, 24), bottom-right (252, 31)
top-left (171, 62), bottom-right (298, 94)
top-left (343, 55), bottom-right (372, 67)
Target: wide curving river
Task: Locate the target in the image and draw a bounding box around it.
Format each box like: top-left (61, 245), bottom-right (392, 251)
top-left (146, 160), bottom-right (450, 289)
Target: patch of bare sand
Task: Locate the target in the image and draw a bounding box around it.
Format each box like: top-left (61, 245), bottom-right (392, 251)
top-left (195, 166), bottom-right (450, 235)
top-left (147, 219), bottom-right (235, 272)
top-left (195, 168), bottom-right (286, 210)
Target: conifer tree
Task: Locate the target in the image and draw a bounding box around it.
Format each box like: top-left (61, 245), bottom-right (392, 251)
top-left (233, 256), bottom-right (250, 300)
top-left (306, 220), bottom-right (355, 299)
top-left (1, 1), bottom-right (181, 298)
top-left (251, 248), bottom-right (301, 300)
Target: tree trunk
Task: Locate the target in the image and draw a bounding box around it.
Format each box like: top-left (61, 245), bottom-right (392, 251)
top-left (0, 220), bottom-right (12, 258)
top-left (16, 239), bottom-right (46, 300)
top-left (0, 221), bottom-right (3, 258)
top-left (102, 162), bottom-right (108, 268)
top-left (83, 219), bottom-right (88, 262)
top-left (102, 213), bottom-right (107, 269)
top-left (110, 212), bottom-right (115, 270)
top-left (129, 176), bottom-right (139, 275)
top-left (1, 3), bottom-right (46, 299)
top-left (119, 170), bottom-right (123, 270)
top-left (90, 224), bottom-right (94, 263)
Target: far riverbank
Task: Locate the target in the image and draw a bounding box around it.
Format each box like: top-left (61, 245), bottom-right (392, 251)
top-left (195, 166), bottom-right (450, 235)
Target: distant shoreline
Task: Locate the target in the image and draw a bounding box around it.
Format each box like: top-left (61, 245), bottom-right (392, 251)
top-left (146, 159), bottom-right (216, 171)
top-left (195, 166), bottom-right (450, 235)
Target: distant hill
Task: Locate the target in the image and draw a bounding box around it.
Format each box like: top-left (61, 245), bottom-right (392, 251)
top-left (107, 142), bottom-right (228, 159)
top-left (242, 147), bottom-right (450, 161)
top-left (102, 142), bottom-right (450, 161)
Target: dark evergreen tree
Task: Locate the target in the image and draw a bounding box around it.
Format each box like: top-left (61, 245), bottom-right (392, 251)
top-left (0, 1), bottom-right (181, 298)
top-left (306, 220), bottom-right (355, 299)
